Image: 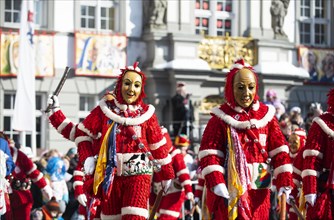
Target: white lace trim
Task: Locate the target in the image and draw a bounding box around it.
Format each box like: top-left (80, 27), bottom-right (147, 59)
top-left (313, 116), bottom-right (334, 138)
top-left (99, 99), bottom-right (155, 126)
top-left (211, 102), bottom-right (275, 129)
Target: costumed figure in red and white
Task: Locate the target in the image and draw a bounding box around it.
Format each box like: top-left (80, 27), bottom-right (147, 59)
top-left (50, 62), bottom-right (174, 219)
top-left (198, 59), bottom-right (292, 220)
top-left (287, 128), bottom-right (307, 220)
top-left (72, 164), bottom-right (101, 220)
top-left (193, 168), bottom-right (214, 219)
top-left (47, 94), bottom-right (115, 219)
top-left (302, 88), bottom-right (334, 220)
top-left (5, 144), bottom-right (53, 220)
top-left (150, 128), bottom-right (193, 219)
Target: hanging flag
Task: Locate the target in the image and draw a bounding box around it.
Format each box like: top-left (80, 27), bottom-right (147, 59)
top-left (12, 0), bottom-right (36, 132)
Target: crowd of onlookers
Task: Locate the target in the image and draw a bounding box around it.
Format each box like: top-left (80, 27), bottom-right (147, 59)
top-left (29, 147), bottom-right (79, 220)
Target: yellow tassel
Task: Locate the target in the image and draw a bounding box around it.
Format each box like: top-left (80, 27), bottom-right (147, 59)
top-left (298, 187), bottom-right (306, 220)
top-left (227, 127), bottom-right (243, 220)
top-left (93, 122), bottom-right (115, 195)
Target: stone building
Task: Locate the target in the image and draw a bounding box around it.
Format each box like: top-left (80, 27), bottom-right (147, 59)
top-left (0, 0), bottom-right (333, 154)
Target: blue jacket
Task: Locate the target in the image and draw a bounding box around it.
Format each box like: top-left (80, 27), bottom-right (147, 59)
top-left (0, 138), bottom-right (15, 175)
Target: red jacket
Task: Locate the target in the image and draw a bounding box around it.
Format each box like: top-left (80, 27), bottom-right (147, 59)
top-left (302, 113), bottom-right (334, 195)
top-left (9, 147), bottom-right (48, 205)
top-left (74, 99), bottom-right (174, 181)
top-left (199, 101), bottom-right (292, 193)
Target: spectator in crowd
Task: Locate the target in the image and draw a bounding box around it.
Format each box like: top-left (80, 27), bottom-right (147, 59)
top-left (279, 120), bottom-right (292, 141)
top-left (171, 82), bottom-right (194, 137)
top-left (301, 50), bottom-right (320, 82)
top-left (289, 106), bottom-right (304, 130)
top-left (304, 102), bottom-right (323, 133)
top-left (62, 147), bottom-right (80, 220)
top-left (274, 101), bottom-right (286, 120)
top-left (41, 196), bottom-right (63, 220)
top-left (319, 53), bottom-right (334, 83)
top-left (45, 156), bottom-right (69, 218)
top-left (199, 59), bottom-right (292, 219)
top-left (302, 88), bottom-right (334, 219)
top-left (264, 89), bottom-right (286, 120)
top-left (264, 89), bottom-right (278, 106)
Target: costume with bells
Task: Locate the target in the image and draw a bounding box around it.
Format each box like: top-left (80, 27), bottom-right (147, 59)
top-left (302, 88), bottom-right (334, 220)
top-left (150, 128), bottom-right (193, 219)
top-left (288, 128), bottom-right (307, 220)
top-left (6, 147), bottom-right (53, 220)
top-left (48, 100), bottom-right (103, 219)
top-left (198, 59), bottom-right (292, 220)
top-left (52, 63), bottom-right (174, 219)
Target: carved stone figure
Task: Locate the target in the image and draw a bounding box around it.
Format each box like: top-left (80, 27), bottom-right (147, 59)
top-left (143, 0), bottom-right (167, 30)
top-left (270, 0), bottom-right (290, 38)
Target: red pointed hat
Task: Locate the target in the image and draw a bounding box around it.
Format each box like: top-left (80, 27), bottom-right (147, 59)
top-left (174, 134), bottom-right (190, 147)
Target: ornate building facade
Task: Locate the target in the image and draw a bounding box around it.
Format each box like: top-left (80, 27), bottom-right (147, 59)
top-left (0, 0), bottom-right (333, 153)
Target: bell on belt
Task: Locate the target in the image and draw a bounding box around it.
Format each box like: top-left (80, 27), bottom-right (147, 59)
top-left (151, 159), bottom-right (161, 172)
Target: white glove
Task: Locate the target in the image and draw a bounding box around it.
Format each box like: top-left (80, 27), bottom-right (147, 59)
top-left (84, 156), bottom-right (96, 175)
top-left (161, 179), bottom-right (172, 194)
top-left (77, 194), bottom-right (87, 207)
top-left (186, 192), bottom-right (194, 200)
top-left (213, 183), bottom-right (230, 199)
top-left (47, 95), bottom-right (60, 111)
top-left (278, 186), bottom-right (291, 201)
top-left (194, 197), bottom-right (200, 203)
top-left (41, 185), bottom-right (53, 201)
top-left (78, 215), bottom-right (86, 220)
top-left (305, 193), bottom-right (317, 207)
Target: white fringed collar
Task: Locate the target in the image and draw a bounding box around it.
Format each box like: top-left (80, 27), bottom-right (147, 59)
top-left (289, 152), bottom-right (297, 159)
top-left (227, 100), bottom-right (260, 113)
top-left (313, 114), bottom-right (334, 138)
top-left (211, 101), bottom-right (275, 130)
top-left (114, 98), bottom-right (141, 111)
top-left (99, 99), bottom-right (155, 126)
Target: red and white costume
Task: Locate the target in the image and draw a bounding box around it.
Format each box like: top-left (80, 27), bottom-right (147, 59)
top-left (48, 64), bottom-right (174, 219)
top-left (302, 111), bottom-right (334, 220)
top-left (49, 108), bottom-right (105, 219)
top-left (193, 171), bottom-right (214, 219)
top-left (288, 128), bottom-right (307, 220)
top-left (194, 172), bottom-right (205, 202)
top-left (199, 100), bottom-right (292, 219)
top-left (150, 128), bottom-right (193, 219)
top-left (75, 98), bottom-right (174, 219)
top-left (7, 147), bottom-right (51, 220)
top-left (72, 164), bottom-right (101, 220)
